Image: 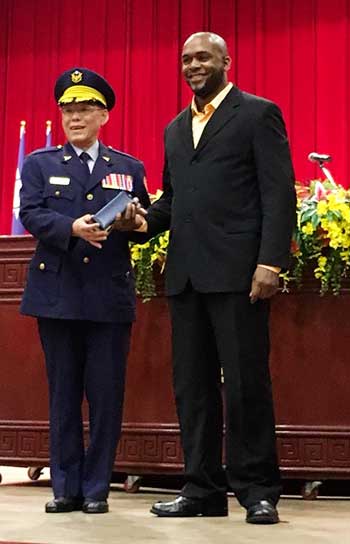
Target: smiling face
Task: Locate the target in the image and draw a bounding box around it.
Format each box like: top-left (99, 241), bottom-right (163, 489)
top-left (182, 34), bottom-right (231, 103)
top-left (60, 102), bottom-right (109, 149)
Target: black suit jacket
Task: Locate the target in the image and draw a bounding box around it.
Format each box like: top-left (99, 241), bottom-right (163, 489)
top-left (146, 86), bottom-right (296, 295)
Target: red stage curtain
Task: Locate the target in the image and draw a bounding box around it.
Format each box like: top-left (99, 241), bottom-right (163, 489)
top-left (0, 0), bottom-right (349, 233)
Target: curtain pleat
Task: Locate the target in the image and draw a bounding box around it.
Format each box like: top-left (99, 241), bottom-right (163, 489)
top-left (0, 0), bottom-right (348, 232)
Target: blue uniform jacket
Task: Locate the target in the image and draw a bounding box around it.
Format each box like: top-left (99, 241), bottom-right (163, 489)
top-left (19, 142), bottom-right (150, 322)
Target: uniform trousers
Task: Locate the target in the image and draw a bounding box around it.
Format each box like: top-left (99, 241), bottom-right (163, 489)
top-left (168, 284), bottom-right (281, 508)
top-left (38, 318), bottom-right (131, 501)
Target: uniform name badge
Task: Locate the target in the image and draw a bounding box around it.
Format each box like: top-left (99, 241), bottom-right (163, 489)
top-left (102, 174), bottom-right (134, 191)
top-left (49, 176), bottom-right (70, 185)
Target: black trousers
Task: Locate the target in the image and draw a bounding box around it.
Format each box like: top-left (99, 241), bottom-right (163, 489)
top-left (38, 318), bottom-right (131, 501)
top-left (168, 286), bottom-right (281, 508)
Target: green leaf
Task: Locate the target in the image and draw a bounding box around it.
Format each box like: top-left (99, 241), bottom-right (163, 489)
top-left (311, 213), bottom-right (320, 228)
top-left (300, 207), bottom-right (317, 223)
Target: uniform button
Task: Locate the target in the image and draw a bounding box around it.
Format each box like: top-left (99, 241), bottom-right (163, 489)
top-left (86, 193), bottom-right (94, 201)
top-left (83, 256), bottom-right (90, 264)
top-left (55, 190), bottom-right (61, 197)
top-left (39, 262), bottom-right (46, 270)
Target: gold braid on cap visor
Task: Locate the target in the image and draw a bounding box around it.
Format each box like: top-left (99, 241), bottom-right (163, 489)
top-left (58, 85), bottom-right (107, 107)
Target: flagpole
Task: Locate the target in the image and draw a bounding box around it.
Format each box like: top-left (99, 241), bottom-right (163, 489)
top-left (46, 120), bottom-right (52, 147)
top-left (11, 120), bottom-right (26, 235)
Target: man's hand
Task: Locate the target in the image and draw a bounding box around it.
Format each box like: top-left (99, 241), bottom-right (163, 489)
top-left (72, 214), bottom-right (108, 249)
top-left (249, 266), bottom-right (280, 303)
top-left (113, 197), bottom-right (147, 231)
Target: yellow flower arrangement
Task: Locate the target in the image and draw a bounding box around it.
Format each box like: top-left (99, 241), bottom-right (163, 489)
top-left (131, 180), bottom-right (350, 299)
top-left (130, 230), bottom-right (169, 300)
top-left (129, 191), bottom-right (169, 301)
top-left (285, 179), bottom-right (350, 294)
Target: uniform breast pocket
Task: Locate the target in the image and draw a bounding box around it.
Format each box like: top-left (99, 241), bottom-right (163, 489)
top-left (43, 185), bottom-right (75, 212)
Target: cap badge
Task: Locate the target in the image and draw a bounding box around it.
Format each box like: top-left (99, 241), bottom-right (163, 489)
top-left (71, 70), bottom-right (83, 83)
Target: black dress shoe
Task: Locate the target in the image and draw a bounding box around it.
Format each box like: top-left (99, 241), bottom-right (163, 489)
top-left (246, 500), bottom-right (279, 524)
top-left (82, 499), bottom-right (109, 514)
top-left (150, 494), bottom-right (228, 517)
top-left (45, 497), bottom-right (83, 513)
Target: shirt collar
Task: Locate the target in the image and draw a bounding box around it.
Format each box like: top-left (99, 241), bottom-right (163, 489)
top-left (191, 82), bottom-right (233, 116)
top-left (71, 140), bottom-right (99, 162)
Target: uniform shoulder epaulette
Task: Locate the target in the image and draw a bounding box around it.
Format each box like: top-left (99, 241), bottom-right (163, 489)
top-left (107, 146), bottom-right (142, 164)
top-left (31, 145), bottom-right (64, 156)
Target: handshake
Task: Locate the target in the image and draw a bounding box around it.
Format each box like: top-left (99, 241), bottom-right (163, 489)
top-left (72, 191), bottom-right (147, 249)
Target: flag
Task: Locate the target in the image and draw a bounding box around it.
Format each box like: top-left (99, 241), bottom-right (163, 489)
top-left (46, 120), bottom-right (52, 147)
top-left (11, 120), bottom-right (26, 235)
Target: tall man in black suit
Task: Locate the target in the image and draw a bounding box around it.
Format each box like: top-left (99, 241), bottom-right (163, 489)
top-left (118, 32), bottom-right (296, 523)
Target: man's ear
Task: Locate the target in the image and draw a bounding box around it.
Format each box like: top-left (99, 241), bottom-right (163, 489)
top-left (101, 110), bottom-right (109, 126)
top-left (224, 55), bottom-right (232, 72)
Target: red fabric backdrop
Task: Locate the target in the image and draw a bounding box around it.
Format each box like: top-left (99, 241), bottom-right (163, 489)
top-left (0, 0), bottom-right (348, 233)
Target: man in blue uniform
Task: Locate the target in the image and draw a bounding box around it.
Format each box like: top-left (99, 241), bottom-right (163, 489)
top-left (19, 68), bottom-right (150, 514)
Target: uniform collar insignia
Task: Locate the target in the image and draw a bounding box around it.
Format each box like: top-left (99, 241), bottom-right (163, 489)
top-left (63, 155), bottom-right (72, 161)
top-left (102, 155), bottom-right (111, 162)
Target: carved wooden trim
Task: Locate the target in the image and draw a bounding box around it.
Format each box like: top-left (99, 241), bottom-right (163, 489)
top-left (0, 235), bottom-right (35, 302)
top-left (2, 235), bottom-right (350, 297)
top-left (1, 422), bottom-right (350, 478)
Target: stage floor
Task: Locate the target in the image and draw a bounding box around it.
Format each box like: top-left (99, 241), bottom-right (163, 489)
top-left (0, 467), bottom-right (348, 544)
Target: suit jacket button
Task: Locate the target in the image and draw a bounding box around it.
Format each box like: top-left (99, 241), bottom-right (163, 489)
top-left (86, 193), bottom-right (94, 200)
top-left (39, 262), bottom-right (46, 270)
top-left (83, 256), bottom-right (90, 264)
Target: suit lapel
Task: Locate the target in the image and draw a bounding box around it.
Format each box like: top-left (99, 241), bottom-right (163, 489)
top-left (193, 86), bottom-right (241, 157)
top-left (176, 106), bottom-right (195, 155)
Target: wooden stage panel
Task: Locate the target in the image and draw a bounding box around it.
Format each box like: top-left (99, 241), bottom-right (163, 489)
top-left (124, 296), bottom-right (176, 425)
top-left (271, 291), bottom-right (350, 427)
top-left (0, 235), bottom-right (350, 483)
